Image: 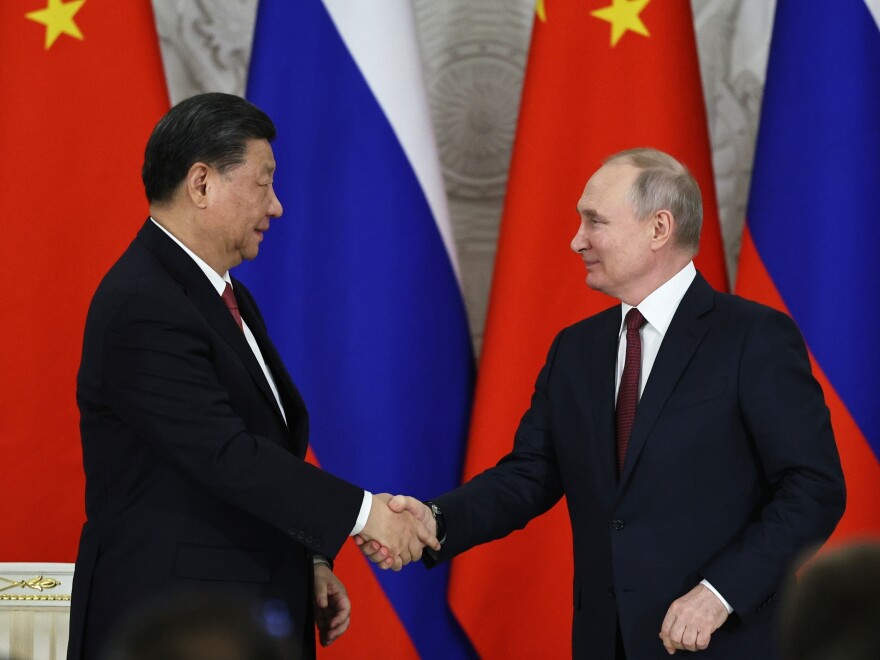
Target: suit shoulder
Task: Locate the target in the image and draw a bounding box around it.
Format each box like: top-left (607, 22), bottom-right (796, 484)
top-left (535, 305), bottom-right (619, 366)
top-left (87, 239), bottom-right (188, 324)
top-left (703, 291), bottom-right (809, 354)
top-left (560, 304), bottom-right (620, 339)
top-left (711, 290), bottom-right (796, 325)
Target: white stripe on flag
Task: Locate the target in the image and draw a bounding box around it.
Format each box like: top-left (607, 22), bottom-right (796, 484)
top-left (321, 0), bottom-right (462, 284)
top-left (865, 0), bottom-right (880, 33)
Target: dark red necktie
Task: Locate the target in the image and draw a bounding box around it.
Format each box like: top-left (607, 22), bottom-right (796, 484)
top-left (221, 283), bottom-right (243, 331)
top-left (616, 308), bottom-right (646, 474)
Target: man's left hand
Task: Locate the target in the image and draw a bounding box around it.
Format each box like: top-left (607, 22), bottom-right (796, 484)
top-left (659, 583), bottom-right (728, 654)
top-left (314, 563), bottom-right (351, 646)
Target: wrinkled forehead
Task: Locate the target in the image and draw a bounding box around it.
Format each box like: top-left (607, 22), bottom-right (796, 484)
top-left (578, 162), bottom-right (639, 210)
top-left (237, 139), bottom-right (277, 179)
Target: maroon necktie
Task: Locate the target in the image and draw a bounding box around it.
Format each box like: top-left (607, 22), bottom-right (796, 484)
top-left (221, 283), bottom-right (243, 331)
top-left (616, 308), bottom-right (646, 474)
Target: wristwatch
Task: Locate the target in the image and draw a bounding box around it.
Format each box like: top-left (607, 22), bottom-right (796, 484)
top-left (424, 501), bottom-right (446, 546)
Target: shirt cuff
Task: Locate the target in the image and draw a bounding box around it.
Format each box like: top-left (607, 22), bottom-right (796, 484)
top-left (312, 555), bottom-right (331, 567)
top-left (701, 579), bottom-right (734, 614)
top-left (349, 490), bottom-right (372, 536)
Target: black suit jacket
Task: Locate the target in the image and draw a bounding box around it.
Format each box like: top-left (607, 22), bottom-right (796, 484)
top-left (432, 273), bottom-right (845, 658)
top-left (68, 220), bottom-right (364, 659)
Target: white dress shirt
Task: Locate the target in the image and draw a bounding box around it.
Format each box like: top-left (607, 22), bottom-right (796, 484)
top-left (614, 261), bottom-right (733, 614)
top-left (150, 219), bottom-right (372, 536)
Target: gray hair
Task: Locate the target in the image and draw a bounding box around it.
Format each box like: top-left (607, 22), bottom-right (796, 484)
top-left (605, 147), bottom-right (702, 254)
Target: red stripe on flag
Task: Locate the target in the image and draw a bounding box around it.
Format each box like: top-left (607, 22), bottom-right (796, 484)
top-left (0, 0), bottom-right (169, 562)
top-left (737, 227), bottom-right (880, 540)
top-left (305, 449), bottom-right (419, 659)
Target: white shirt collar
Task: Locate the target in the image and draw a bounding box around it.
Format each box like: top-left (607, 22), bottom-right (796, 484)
top-left (150, 217), bottom-right (231, 295)
top-left (620, 262), bottom-right (697, 338)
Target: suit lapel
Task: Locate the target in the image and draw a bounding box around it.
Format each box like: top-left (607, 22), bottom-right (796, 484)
top-left (137, 221), bottom-right (286, 426)
top-left (618, 274), bottom-right (715, 490)
top-left (589, 310), bottom-right (623, 488)
top-left (233, 280), bottom-right (308, 434)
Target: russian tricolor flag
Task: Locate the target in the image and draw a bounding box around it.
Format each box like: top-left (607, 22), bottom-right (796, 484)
top-left (240, 0), bottom-right (475, 657)
top-left (737, 0), bottom-right (880, 538)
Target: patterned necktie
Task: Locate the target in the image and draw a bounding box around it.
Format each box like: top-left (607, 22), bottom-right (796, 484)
top-left (616, 308), bottom-right (646, 474)
top-left (221, 282), bottom-right (243, 331)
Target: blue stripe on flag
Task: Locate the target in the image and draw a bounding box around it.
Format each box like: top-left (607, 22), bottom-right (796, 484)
top-left (747, 0), bottom-right (880, 458)
top-left (241, 0), bottom-right (476, 657)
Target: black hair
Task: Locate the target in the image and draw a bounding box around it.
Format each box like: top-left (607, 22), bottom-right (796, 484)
top-left (142, 92), bottom-right (276, 204)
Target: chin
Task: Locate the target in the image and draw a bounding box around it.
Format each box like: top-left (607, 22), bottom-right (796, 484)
top-left (585, 274), bottom-right (604, 291)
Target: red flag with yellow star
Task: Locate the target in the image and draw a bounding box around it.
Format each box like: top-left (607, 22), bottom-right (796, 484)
top-left (448, 0), bottom-right (727, 656)
top-left (0, 0), bottom-right (168, 561)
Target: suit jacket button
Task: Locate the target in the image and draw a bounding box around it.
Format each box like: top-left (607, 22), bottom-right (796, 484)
top-left (305, 534), bottom-right (314, 544)
top-left (608, 588), bottom-right (616, 598)
top-left (297, 531), bottom-right (306, 541)
top-left (611, 519), bottom-right (625, 530)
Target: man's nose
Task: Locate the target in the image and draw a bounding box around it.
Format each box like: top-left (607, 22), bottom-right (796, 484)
top-left (571, 226), bottom-right (588, 253)
top-left (269, 189), bottom-right (283, 218)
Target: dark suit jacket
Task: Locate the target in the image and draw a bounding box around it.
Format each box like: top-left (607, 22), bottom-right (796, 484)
top-left (431, 273), bottom-right (845, 659)
top-left (68, 220), bottom-right (364, 659)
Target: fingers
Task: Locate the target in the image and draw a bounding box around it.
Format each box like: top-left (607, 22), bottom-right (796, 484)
top-left (325, 586), bottom-right (351, 642)
top-left (695, 629), bottom-right (710, 651)
top-left (323, 609), bottom-right (351, 645)
top-left (315, 569), bottom-right (351, 647)
top-left (387, 494), bottom-right (407, 513)
top-left (387, 494), bottom-right (423, 519)
top-left (390, 495), bottom-right (434, 527)
top-left (660, 609), bottom-right (698, 653)
top-left (659, 611), bottom-right (677, 654)
top-left (414, 515), bottom-right (441, 551)
top-left (389, 496), bottom-right (439, 551)
top-left (356, 537), bottom-right (397, 570)
top-left (328, 491), bottom-right (446, 582)
top-left (313, 563), bottom-right (330, 609)
top-left (659, 625), bottom-right (706, 654)
top-left (659, 583), bottom-right (726, 653)
top-left (359, 493), bottom-right (440, 569)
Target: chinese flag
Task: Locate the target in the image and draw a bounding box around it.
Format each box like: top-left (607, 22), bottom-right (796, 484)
top-left (0, 0), bottom-right (168, 561)
top-left (448, 1), bottom-right (727, 657)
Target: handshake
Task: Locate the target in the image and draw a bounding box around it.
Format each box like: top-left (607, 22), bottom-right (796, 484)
top-left (354, 494), bottom-right (439, 571)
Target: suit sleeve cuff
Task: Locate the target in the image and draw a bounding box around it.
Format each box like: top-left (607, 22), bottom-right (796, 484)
top-left (349, 490), bottom-right (372, 536)
top-left (701, 579), bottom-right (734, 614)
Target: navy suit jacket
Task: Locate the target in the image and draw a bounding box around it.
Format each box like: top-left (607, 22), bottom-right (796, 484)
top-left (68, 220), bottom-right (364, 659)
top-left (431, 273), bottom-right (845, 658)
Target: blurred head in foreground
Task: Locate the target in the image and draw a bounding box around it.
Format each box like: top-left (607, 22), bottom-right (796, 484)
top-left (781, 541), bottom-right (880, 660)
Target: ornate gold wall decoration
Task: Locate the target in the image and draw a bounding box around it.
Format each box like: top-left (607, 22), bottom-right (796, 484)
top-left (0, 574), bottom-right (70, 600)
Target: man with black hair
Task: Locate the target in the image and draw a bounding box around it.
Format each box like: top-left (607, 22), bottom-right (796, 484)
top-left (69, 93), bottom-right (436, 660)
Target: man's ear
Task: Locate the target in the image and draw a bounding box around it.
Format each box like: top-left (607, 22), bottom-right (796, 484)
top-left (651, 209), bottom-right (674, 250)
top-left (185, 162), bottom-right (211, 209)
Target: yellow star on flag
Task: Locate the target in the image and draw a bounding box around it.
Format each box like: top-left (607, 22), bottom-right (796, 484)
top-left (536, 0), bottom-right (547, 23)
top-left (591, 0), bottom-right (650, 47)
top-left (26, 0), bottom-right (86, 50)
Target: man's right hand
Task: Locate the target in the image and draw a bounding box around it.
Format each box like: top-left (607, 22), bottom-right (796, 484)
top-left (356, 493), bottom-right (439, 571)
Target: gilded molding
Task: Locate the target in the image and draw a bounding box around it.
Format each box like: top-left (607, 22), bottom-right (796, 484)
top-left (0, 575), bottom-right (63, 593)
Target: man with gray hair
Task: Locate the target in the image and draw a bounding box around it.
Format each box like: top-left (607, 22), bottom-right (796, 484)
top-left (362, 148), bottom-right (845, 658)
